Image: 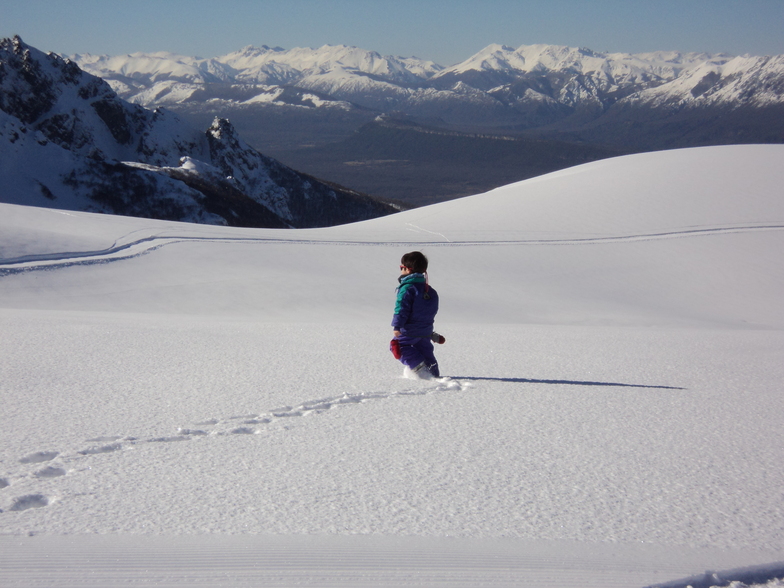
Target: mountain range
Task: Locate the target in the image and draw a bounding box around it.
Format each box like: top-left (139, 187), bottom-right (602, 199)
top-left (68, 41), bottom-right (784, 205)
top-left (0, 36), bottom-right (399, 227)
top-left (2, 36), bottom-right (783, 221)
top-left (74, 42), bottom-right (784, 121)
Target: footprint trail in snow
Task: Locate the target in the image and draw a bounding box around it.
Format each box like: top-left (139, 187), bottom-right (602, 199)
top-left (0, 377), bottom-right (471, 513)
top-left (186, 377), bottom-right (469, 437)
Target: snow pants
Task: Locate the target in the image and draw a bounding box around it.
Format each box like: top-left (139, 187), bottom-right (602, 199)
top-left (395, 335), bottom-right (440, 377)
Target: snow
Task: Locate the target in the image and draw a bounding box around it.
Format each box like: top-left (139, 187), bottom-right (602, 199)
top-left (219, 44), bottom-right (441, 84)
top-left (243, 87), bottom-right (286, 104)
top-left (74, 44), bottom-right (443, 106)
top-left (72, 51), bottom-right (236, 85)
top-left (438, 43), bottom-right (724, 81)
top-left (437, 43), bottom-right (784, 108)
top-left (68, 41), bottom-right (782, 114)
top-left (630, 54), bottom-right (784, 107)
top-left (1, 145), bottom-right (783, 587)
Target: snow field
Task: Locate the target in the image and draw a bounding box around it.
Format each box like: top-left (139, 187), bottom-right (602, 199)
top-left (1, 312), bottom-right (782, 545)
top-left (1, 145), bottom-right (783, 586)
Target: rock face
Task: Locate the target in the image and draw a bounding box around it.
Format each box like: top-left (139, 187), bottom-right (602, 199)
top-left (0, 36), bottom-right (399, 228)
top-left (204, 118), bottom-right (399, 227)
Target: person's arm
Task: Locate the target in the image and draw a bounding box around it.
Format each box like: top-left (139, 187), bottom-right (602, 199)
top-left (391, 284), bottom-right (414, 337)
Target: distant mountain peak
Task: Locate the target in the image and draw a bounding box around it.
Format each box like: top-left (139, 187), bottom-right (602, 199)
top-left (227, 44), bottom-right (283, 58)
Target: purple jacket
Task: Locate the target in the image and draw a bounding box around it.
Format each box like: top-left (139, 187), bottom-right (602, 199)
top-left (392, 273), bottom-right (439, 337)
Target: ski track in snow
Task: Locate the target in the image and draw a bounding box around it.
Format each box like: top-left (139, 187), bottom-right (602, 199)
top-left (2, 223), bottom-right (784, 275)
top-left (0, 376), bottom-right (470, 514)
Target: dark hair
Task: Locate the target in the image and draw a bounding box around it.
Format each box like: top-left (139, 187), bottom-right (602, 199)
top-left (401, 251), bottom-right (428, 273)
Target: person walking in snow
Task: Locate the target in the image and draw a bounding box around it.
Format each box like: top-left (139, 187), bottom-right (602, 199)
top-left (390, 251), bottom-right (445, 379)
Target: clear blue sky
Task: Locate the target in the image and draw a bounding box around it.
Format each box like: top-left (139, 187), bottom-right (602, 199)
top-left (3, 0), bottom-right (783, 65)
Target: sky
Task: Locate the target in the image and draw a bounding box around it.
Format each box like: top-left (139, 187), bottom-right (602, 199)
top-left (2, 0), bottom-right (783, 66)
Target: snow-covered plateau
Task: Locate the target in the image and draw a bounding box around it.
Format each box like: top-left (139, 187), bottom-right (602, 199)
top-left (1, 145), bottom-right (784, 587)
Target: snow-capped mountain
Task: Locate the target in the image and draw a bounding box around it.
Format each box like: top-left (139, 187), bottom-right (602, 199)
top-left (437, 43), bottom-right (784, 111)
top-left (0, 36), bottom-right (398, 227)
top-left (221, 44), bottom-right (442, 85)
top-left (73, 44), bottom-right (443, 109)
top-left (63, 40), bottom-right (784, 167)
top-left (9, 36), bottom-right (780, 211)
top-left (61, 39), bottom-right (784, 207)
top-left (71, 42), bottom-right (784, 117)
top-left (436, 44), bottom-right (723, 91)
top-left (627, 53), bottom-right (784, 108)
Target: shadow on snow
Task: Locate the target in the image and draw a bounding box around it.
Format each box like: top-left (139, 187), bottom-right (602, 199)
top-left (645, 561), bottom-right (784, 588)
top-left (450, 376), bottom-right (685, 391)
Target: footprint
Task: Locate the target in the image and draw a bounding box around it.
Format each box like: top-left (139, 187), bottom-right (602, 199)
top-left (178, 428), bottom-right (209, 436)
top-left (148, 436), bottom-right (190, 443)
top-left (337, 396), bottom-right (366, 405)
top-left (35, 466), bottom-right (66, 478)
top-left (79, 443), bottom-right (122, 455)
top-left (9, 494), bottom-right (49, 511)
top-left (182, 379), bottom-right (473, 437)
top-left (85, 436), bottom-right (122, 443)
top-left (0, 478), bottom-right (9, 489)
top-left (301, 402), bottom-right (332, 412)
top-left (273, 410), bottom-right (303, 418)
top-left (19, 451), bottom-right (59, 464)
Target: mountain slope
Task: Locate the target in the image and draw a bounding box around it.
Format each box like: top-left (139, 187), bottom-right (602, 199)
top-left (0, 36), bottom-right (398, 227)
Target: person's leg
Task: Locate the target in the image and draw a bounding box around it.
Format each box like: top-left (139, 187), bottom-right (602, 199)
top-left (397, 336), bottom-right (426, 370)
top-left (414, 338), bottom-right (439, 377)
